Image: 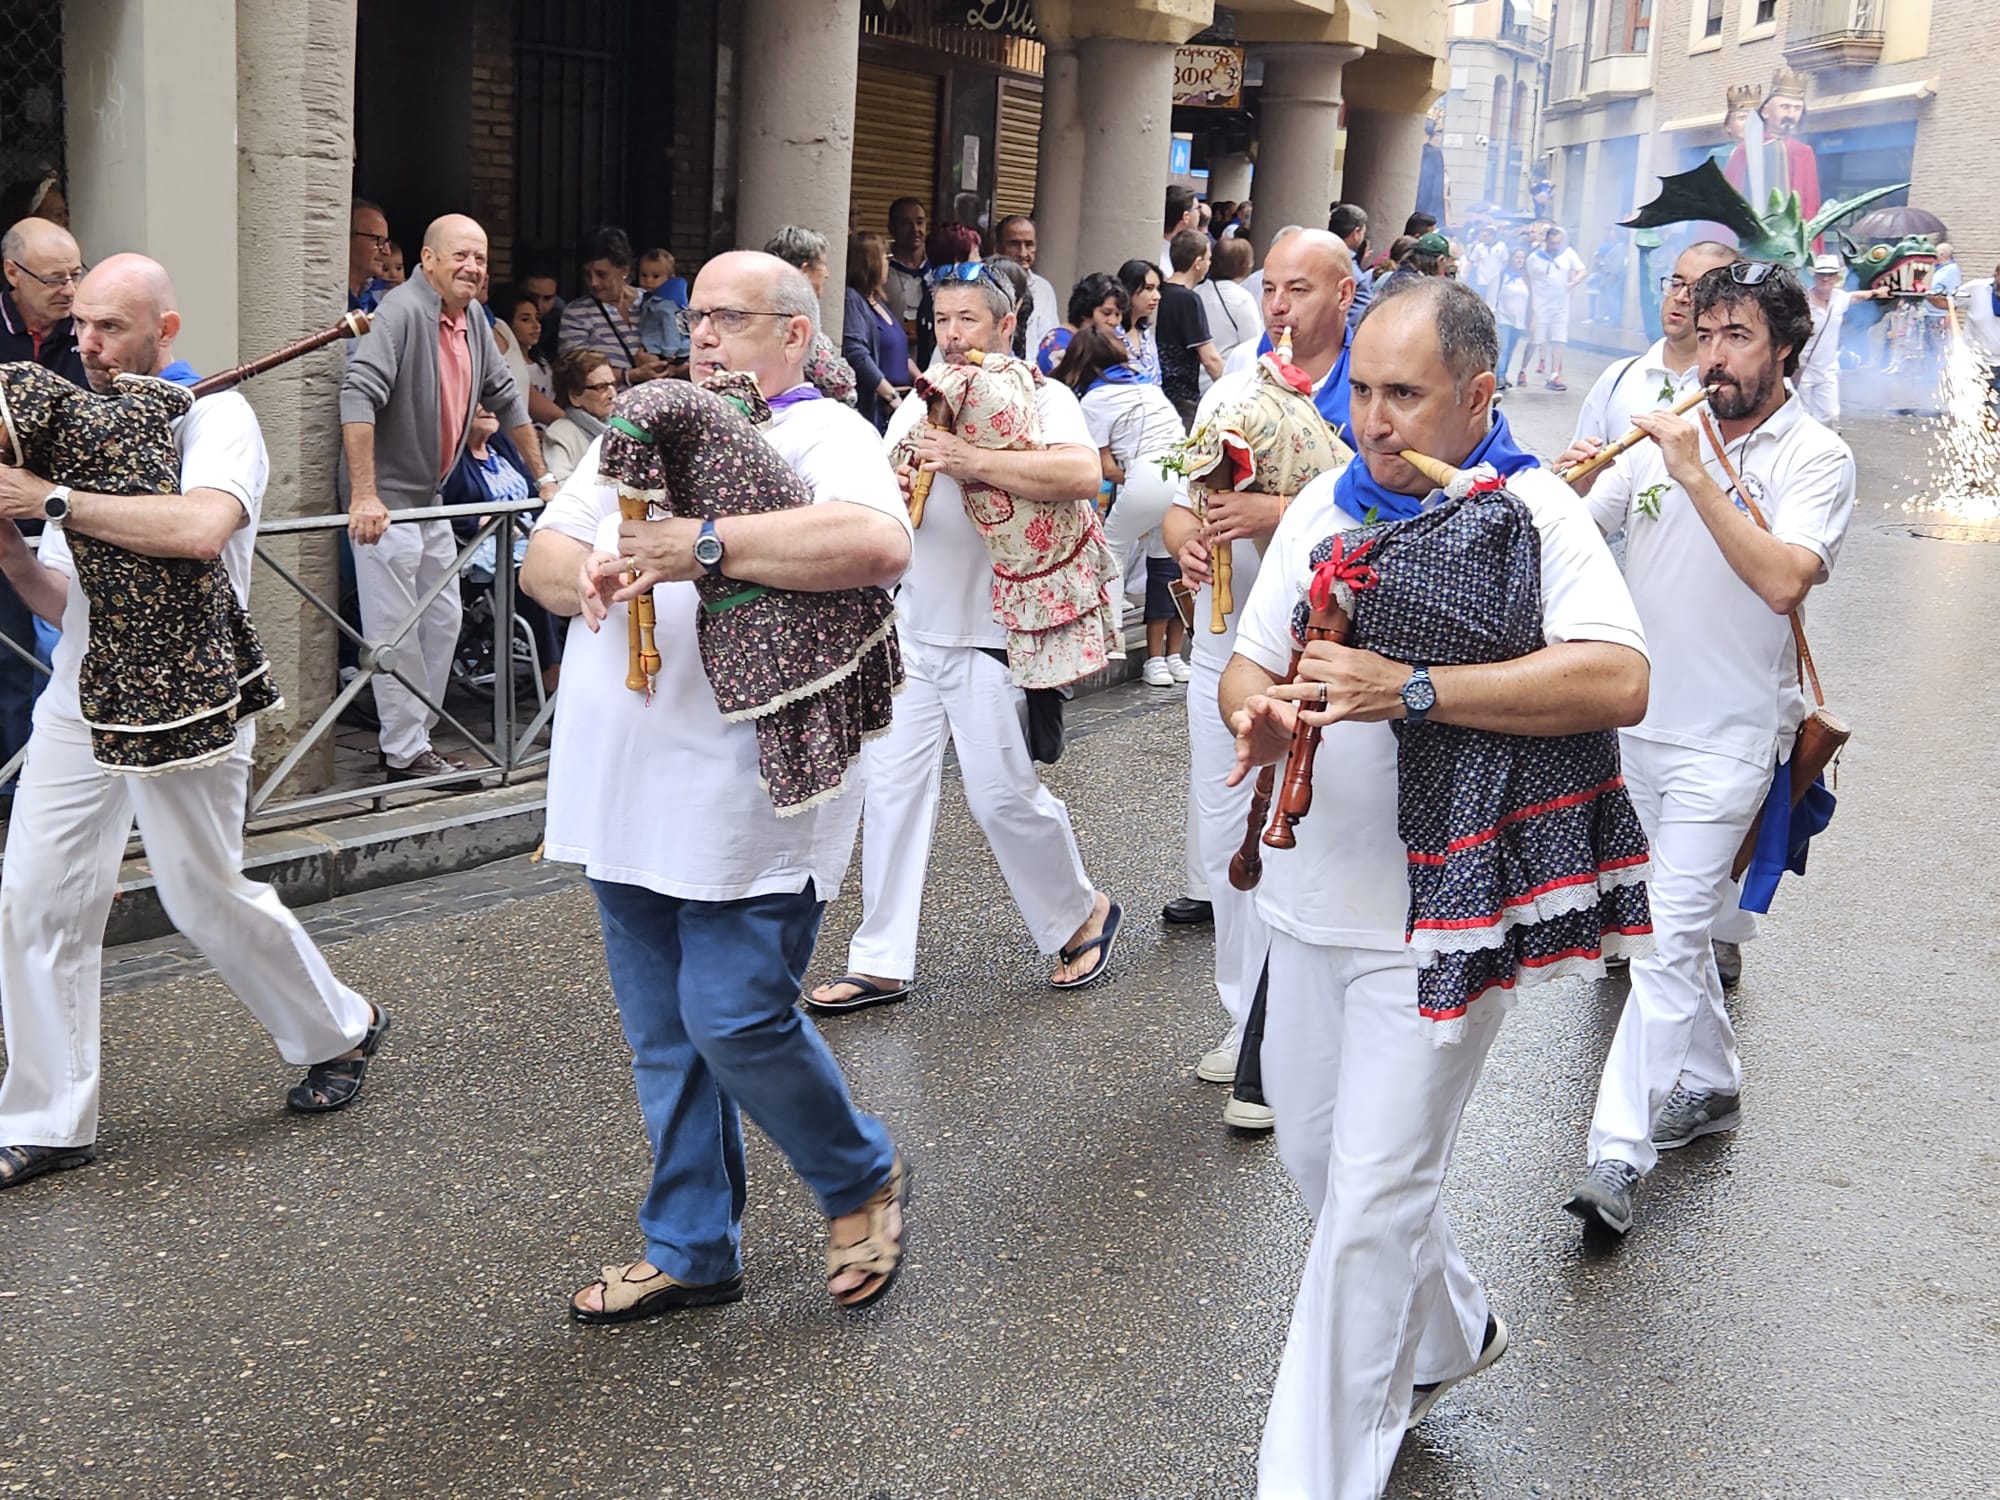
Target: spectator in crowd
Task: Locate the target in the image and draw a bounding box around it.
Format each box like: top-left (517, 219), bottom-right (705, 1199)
top-left (1157, 229), bottom-right (1225, 424)
top-left (885, 196), bottom-right (930, 333)
top-left (1404, 211), bottom-right (1438, 239)
top-left (1210, 201), bottom-right (1237, 241)
top-left (633, 247), bottom-right (691, 373)
top-left (1162, 185), bottom-right (1197, 275)
top-left (517, 256), bottom-right (564, 359)
top-left (843, 230), bottom-right (916, 432)
top-left (0, 169), bottom-right (67, 230)
top-left (1374, 234), bottom-right (1417, 276)
top-left (1926, 241), bottom-right (1961, 349)
top-left (1195, 235), bottom-right (1260, 386)
top-left (1116, 258), bottom-right (1164, 386)
top-left (1196, 201), bottom-right (1214, 236)
top-left (1377, 231), bottom-right (1454, 300)
top-left (1957, 258), bottom-right (2000, 401)
top-left (765, 225), bottom-right (861, 407)
top-left (558, 224), bottom-right (665, 386)
top-left (1796, 251), bottom-right (1855, 427)
top-left (437, 404), bottom-right (562, 689)
top-left (1053, 324), bottom-right (1189, 686)
top-left (1523, 224), bottom-right (1587, 391)
top-left (541, 349), bottom-right (619, 482)
top-left (914, 222), bottom-right (982, 368)
top-left (1496, 246), bottom-right (1533, 385)
top-left (1467, 223), bottom-right (1507, 309)
top-left (348, 198), bottom-right (392, 314)
top-left (1328, 203), bottom-right (1372, 333)
top-left (983, 256), bottom-right (1034, 362)
top-left (993, 214), bottom-right (1060, 354)
top-left (637, 247), bottom-right (682, 301)
top-left (1036, 270), bottom-right (1130, 375)
top-left (492, 284), bottom-right (562, 427)
top-left (340, 213), bottom-right (556, 781)
top-left (1227, 200), bottom-right (1253, 240)
top-left (381, 240), bottom-right (407, 287)
top-left (0, 214), bottom-right (87, 795)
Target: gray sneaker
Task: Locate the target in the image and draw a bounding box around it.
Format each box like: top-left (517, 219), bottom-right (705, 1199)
top-left (1652, 1085), bottom-right (1741, 1150)
top-left (1564, 1159), bottom-right (1640, 1236)
top-left (1713, 940), bottom-right (1743, 989)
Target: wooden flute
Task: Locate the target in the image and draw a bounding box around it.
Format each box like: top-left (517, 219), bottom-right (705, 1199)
top-left (907, 348), bottom-right (986, 528)
top-left (1556, 385), bottom-right (1714, 486)
top-left (618, 495), bottom-right (661, 697)
top-left (1259, 602), bottom-right (1353, 852)
top-left (189, 310), bottom-right (372, 398)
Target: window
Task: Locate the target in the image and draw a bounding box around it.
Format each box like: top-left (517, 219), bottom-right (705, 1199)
top-left (1630, 0), bottom-right (1654, 50)
top-left (1705, 0), bottom-right (1726, 37)
top-left (1756, 0), bottom-right (1777, 19)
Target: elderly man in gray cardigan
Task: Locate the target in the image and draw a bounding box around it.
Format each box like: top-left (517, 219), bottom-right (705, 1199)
top-left (341, 214), bottom-right (556, 780)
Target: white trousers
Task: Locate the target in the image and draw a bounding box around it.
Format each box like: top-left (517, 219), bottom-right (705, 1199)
top-left (1258, 931), bottom-right (1504, 1500)
top-left (1587, 735), bottom-right (1771, 1176)
top-left (846, 636), bottom-right (1096, 979)
top-left (1102, 463), bottom-right (1179, 583)
top-left (1183, 786), bottom-right (1209, 903)
top-left (1796, 371), bottom-right (1840, 428)
top-left (0, 718), bottom-right (371, 1148)
top-left (352, 519), bottom-right (463, 767)
top-left (1186, 654), bottom-right (1268, 1028)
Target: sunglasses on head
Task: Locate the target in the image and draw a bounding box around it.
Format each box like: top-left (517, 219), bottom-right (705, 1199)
top-left (927, 261), bottom-right (1007, 296)
top-left (1702, 259), bottom-right (1782, 289)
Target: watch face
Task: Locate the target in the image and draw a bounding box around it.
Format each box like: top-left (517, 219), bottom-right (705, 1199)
top-left (1405, 672), bottom-right (1437, 713)
top-left (694, 536), bottom-right (724, 565)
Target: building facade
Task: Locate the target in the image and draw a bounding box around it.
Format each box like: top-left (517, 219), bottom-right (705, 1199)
top-left (1442, 0), bottom-right (1552, 218)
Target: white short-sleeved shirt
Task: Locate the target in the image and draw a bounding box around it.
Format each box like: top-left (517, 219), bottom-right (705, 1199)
top-left (1796, 291), bottom-right (1851, 384)
top-left (1572, 338), bottom-right (1698, 446)
top-left (535, 398), bottom-right (913, 902)
top-left (35, 390), bottom-right (268, 730)
top-left (885, 374), bottom-right (1096, 649)
top-left (1081, 381), bottom-right (1185, 474)
top-left (1958, 279), bottom-right (2000, 364)
top-left (1528, 246), bottom-right (1584, 311)
top-left (1584, 396), bottom-right (1854, 767)
top-left (1235, 461), bottom-right (1647, 950)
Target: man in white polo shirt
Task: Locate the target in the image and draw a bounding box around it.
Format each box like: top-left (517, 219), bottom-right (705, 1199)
top-left (1559, 261), bottom-right (1855, 1238)
top-left (1163, 228), bottom-right (1358, 1131)
top-left (1226, 279), bottom-right (1648, 1497)
top-left (1573, 240), bottom-right (1741, 446)
top-left (808, 262), bottom-right (1119, 1012)
top-left (523, 251), bottom-right (913, 1321)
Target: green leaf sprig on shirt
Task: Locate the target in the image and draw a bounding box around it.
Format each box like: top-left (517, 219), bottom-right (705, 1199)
top-left (1636, 481), bottom-right (1672, 521)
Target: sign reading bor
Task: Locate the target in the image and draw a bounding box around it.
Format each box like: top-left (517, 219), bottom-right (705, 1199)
top-left (1173, 45), bottom-right (1245, 109)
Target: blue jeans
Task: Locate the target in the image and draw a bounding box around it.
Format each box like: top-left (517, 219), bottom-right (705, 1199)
top-left (1498, 324), bottom-right (1525, 380)
top-left (590, 878), bottom-right (896, 1285)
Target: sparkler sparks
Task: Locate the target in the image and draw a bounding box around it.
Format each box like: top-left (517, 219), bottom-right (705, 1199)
top-left (1910, 305), bottom-right (2000, 522)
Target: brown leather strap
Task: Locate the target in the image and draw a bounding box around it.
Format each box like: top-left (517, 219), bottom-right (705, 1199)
top-left (1697, 411), bottom-right (1826, 709)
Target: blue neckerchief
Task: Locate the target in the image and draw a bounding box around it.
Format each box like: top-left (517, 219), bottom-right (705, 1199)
top-left (1330, 407), bottom-right (1539, 525)
top-left (1084, 364), bottom-right (1143, 396)
top-left (158, 361), bottom-right (201, 387)
top-left (766, 383), bottom-right (824, 412)
top-left (1253, 335), bottom-right (1353, 444)
top-left (1739, 760), bottom-right (1835, 912)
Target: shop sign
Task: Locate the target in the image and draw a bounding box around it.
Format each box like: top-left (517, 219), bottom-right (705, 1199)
top-left (1174, 45), bottom-right (1245, 109)
top-left (963, 0), bottom-right (1038, 37)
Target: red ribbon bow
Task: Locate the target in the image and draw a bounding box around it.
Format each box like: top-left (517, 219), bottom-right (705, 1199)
top-left (1307, 535), bottom-right (1380, 612)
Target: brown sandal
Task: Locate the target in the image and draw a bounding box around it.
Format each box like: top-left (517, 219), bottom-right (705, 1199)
top-left (825, 1155), bottom-right (909, 1310)
top-left (569, 1260), bottom-right (745, 1325)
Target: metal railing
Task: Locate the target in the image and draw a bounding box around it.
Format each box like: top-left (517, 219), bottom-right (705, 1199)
top-left (0, 499), bottom-right (557, 825)
top-left (1551, 44), bottom-right (1585, 103)
top-left (1785, 0), bottom-right (1885, 65)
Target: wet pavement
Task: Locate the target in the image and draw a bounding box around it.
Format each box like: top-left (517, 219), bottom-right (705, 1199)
top-left (4, 354), bottom-right (1998, 1499)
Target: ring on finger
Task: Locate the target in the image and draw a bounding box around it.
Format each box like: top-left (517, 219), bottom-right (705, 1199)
top-left (1318, 683), bottom-right (1330, 707)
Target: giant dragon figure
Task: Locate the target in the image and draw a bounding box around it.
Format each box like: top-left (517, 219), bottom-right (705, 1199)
top-left (1620, 157), bottom-right (1907, 273)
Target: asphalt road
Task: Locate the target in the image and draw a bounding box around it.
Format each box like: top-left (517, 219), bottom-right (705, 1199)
top-left (2, 352), bottom-right (1995, 1500)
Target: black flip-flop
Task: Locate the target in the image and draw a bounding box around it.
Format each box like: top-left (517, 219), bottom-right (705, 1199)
top-left (1050, 900), bottom-right (1123, 991)
top-left (803, 975), bottom-right (911, 1014)
top-left (286, 1005), bottom-right (392, 1114)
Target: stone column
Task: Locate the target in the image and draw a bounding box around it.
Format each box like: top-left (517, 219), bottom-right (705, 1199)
top-left (1207, 150), bottom-right (1253, 207)
top-left (1338, 107), bottom-right (1430, 249)
top-left (735, 0), bottom-right (862, 334)
top-left (1250, 43), bottom-right (1363, 260)
top-left (64, 0), bottom-right (241, 375)
top-left (1034, 43), bottom-right (1086, 303)
top-left (1073, 37), bottom-right (1177, 284)
top-left (232, 0), bottom-right (359, 789)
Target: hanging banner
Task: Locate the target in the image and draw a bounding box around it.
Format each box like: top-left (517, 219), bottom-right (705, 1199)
top-left (1174, 45), bottom-right (1246, 109)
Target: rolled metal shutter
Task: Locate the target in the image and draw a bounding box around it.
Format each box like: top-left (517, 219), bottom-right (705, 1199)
top-left (851, 63), bottom-right (940, 239)
top-left (993, 79), bottom-right (1043, 222)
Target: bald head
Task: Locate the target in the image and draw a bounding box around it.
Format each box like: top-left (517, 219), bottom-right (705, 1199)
top-left (687, 250), bottom-right (820, 397)
top-left (1260, 228), bottom-right (1357, 371)
top-left (420, 215), bottom-right (490, 312)
top-left (2, 217), bottom-right (85, 332)
top-left (71, 254), bottom-right (182, 391)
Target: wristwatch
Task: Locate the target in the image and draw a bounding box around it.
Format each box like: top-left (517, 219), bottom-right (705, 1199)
top-left (42, 485), bottom-right (71, 525)
top-left (1401, 664), bottom-right (1436, 724)
top-left (693, 518), bottom-right (725, 578)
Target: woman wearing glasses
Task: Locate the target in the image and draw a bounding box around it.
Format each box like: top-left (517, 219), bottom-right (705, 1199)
top-left (1116, 259), bottom-right (1165, 387)
top-left (541, 350), bottom-right (620, 483)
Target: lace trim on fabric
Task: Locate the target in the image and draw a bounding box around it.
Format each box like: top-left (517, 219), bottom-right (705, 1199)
top-left (1407, 862), bottom-right (1653, 957)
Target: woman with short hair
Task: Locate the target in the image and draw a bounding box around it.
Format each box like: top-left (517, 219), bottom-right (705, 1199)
top-left (541, 349), bottom-right (620, 482)
top-left (558, 224), bottom-right (663, 385)
top-left (1036, 272), bottom-right (1130, 376)
top-left (843, 232), bottom-right (916, 432)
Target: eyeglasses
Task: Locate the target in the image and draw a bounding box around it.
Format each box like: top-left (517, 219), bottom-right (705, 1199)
top-left (675, 306), bottom-right (793, 335)
top-left (9, 261), bottom-right (87, 289)
top-left (926, 261), bottom-right (1009, 297)
top-left (582, 375), bottom-right (620, 391)
top-left (352, 230), bottom-right (391, 249)
top-left (1660, 275), bottom-right (1696, 298)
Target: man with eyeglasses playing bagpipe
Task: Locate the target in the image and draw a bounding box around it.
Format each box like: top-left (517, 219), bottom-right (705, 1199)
top-left (807, 260), bottom-right (1125, 1013)
top-left (1557, 258), bottom-right (1857, 1238)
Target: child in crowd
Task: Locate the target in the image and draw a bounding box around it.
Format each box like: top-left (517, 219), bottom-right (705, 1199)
top-left (637, 247), bottom-right (690, 370)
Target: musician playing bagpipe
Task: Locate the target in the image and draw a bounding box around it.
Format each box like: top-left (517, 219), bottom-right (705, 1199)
top-left (522, 252), bottom-right (913, 1320)
top-left (1555, 260), bottom-right (1856, 1240)
top-left (807, 261), bottom-right (1122, 1013)
top-left (1218, 279), bottom-right (1651, 1496)
top-left (0, 255), bottom-right (384, 1193)
top-left (1162, 228), bottom-right (1359, 1128)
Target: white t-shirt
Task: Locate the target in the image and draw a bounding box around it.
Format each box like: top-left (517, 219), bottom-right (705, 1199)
top-left (1194, 278), bottom-right (1262, 389)
top-left (1021, 270), bottom-right (1060, 357)
top-left (1468, 241), bottom-right (1508, 300)
top-left (1495, 273), bottom-right (1531, 331)
top-left (1235, 461), bottom-right (1647, 949)
top-left (1585, 396), bottom-right (1854, 768)
top-left (1572, 338), bottom-right (1698, 446)
top-left (1527, 246), bottom-right (1584, 314)
top-left (884, 374), bottom-right (1097, 649)
top-left (35, 390), bottom-right (267, 731)
top-left (1958, 279), bottom-right (2000, 365)
top-left (1084, 379), bottom-right (1186, 562)
top-left (1796, 291), bottom-right (1851, 386)
top-left (535, 399), bottom-right (913, 902)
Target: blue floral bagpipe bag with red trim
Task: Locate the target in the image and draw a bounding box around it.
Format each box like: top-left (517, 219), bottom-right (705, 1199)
top-left (1296, 464), bottom-right (1653, 1043)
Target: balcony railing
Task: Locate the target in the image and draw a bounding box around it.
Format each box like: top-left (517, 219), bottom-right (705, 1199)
top-left (1785, 0), bottom-right (1885, 67)
top-left (1551, 44), bottom-right (1585, 103)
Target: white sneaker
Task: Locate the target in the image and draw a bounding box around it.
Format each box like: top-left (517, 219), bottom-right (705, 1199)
top-left (1142, 656), bottom-right (1173, 687)
top-left (1166, 654), bottom-right (1192, 683)
top-left (1223, 1096), bottom-right (1275, 1131)
top-left (1196, 1025), bottom-right (1243, 1084)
